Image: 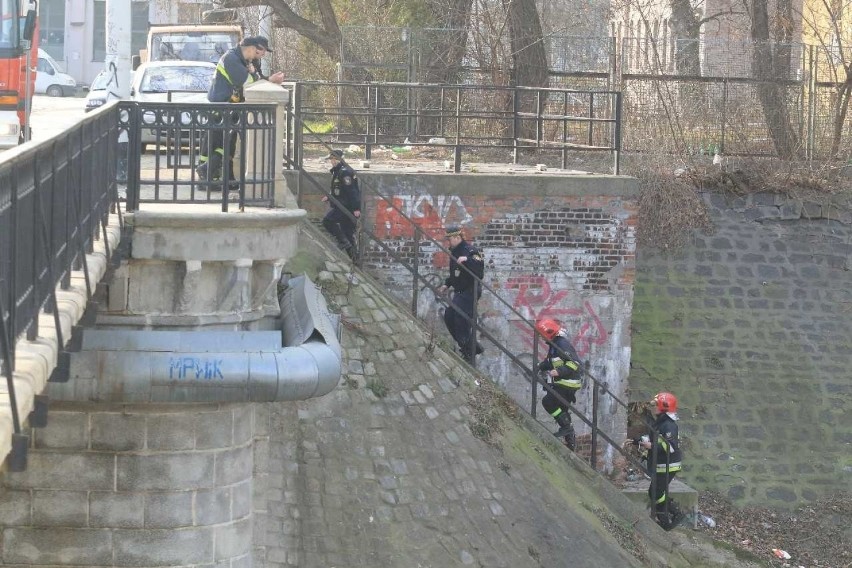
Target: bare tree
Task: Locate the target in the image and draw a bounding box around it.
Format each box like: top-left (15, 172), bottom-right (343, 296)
top-left (802, 0), bottom-right (852, 157)
top-left (419, 0), bottom-right (475, 84)
top-left (750, 0), bottom-right (801, 159)
top-left (502, 0), bottom-right (548, 88)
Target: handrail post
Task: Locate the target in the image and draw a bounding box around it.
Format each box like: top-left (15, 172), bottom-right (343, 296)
top-left (591, 380), bottom-right (600, 470)
top-left (469, 278), bottom-right (479, 365)
top-left (512, 88), bottom-right (519, 164)
top-left (613, 92), bottom-right (622, 175)
top-left (294, 83), bottom-right (303, 169)
top-left (411, 225), bottom-right (420, 315)
top-left (0, 289), bottom-right (21, 436)
top-left (365, 85), bottom-right (372, 160)
top-left (536, 90), bottom-right (543, 147)
top-left (561, 91), bottom-right (568, 170)
top-left (455, 87), bottom-right (461, 172)
top-left (587, 92), bottom-right (595, 147)
top-left (370, 85), bottom-right (379, 159)
top-left (531, 327), bottom-right (539, 418)
top-left (126, 102), bottom-right (141, 211)
top-left (721, 78), bottom-right (728, 155)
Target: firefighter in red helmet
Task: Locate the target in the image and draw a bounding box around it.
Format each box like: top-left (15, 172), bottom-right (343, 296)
top-left (639, 391), bottom-right (685, 530)
top-left (534, 318), bottom-right (583, 450)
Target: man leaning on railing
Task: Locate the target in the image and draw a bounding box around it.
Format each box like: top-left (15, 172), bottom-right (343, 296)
top-left (196, 36), bottom-right (270, 191)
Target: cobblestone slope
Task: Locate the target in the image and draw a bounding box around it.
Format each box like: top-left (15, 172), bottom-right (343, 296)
top-left (251, 224), bottom-right (765, 568)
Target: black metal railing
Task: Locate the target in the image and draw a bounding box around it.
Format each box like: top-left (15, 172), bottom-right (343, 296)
top-left (288, 107), bottom-right (658, 490)
top-left (122, 101), bottom-right (277, 212)
top-left (0, 104), bottom-right (121, 468)
top-left (284, 81), bottom-right (622, 174)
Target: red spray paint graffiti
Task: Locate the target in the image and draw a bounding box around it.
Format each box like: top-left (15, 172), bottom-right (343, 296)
top-left (373, 194), bottom-right (474, 270)
top-left (507, 275), bottom-right (608, 357)
top-left (373, 194), bottom-right (472, 240)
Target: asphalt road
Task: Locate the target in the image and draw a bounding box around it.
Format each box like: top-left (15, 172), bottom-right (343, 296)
top-left (29, 94), bottom-right (88, 142)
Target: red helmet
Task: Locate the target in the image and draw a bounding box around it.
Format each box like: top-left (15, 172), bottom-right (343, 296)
top-left (653, 392), bottom-right (678, 413)
top-left (535, 318), bottom-right (561, 341)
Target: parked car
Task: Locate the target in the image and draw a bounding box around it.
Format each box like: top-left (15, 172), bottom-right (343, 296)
top-left (131, 60), bottom-right (215, 152)
top-left (84, 69), bottom-right (113, 112)
top-left (35, 48), bottom-right (77, 97)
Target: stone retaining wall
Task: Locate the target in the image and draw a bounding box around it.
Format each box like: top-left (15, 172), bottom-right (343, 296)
top-left (631, 191), bottom-right (852, 508)
top-left (0, 403), bottom-right (254, 567)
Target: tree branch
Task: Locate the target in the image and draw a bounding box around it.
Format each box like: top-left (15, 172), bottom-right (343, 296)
top-left (220, 0), bottom-right (341, 59)
top-left (695, 8), bottom-right (747, 28)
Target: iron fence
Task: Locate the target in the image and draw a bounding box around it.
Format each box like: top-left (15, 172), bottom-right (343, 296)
top-left (328, 29), bottom-right (852, 162)
top-left (0, 105), bottom-right (120, 466)
top-left (121, 101), bottom-right (277, 212)
top-left (285, 81), bottom-right (622, 174)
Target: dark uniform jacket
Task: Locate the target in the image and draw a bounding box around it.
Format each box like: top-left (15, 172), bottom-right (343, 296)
top-left (329, 162), bottom-right (361, 212)
top-left (648, 413), bottom-right (682, 473)
top-left (538, 335), bottom-right (583, 390)
top-left (444, 240), bottom-right (484, 294)
top-left (208, 47), bottom-right (251, 103)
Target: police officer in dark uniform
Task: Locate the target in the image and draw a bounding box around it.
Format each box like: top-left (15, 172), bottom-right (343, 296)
top-left (438, 227), bottom-right (485, 363)
top-left (321, 149), bottom-right (361, 259)
top-left (535, 318), bottom-right (583, 449)
top-left (639, 392), bottom-right (685, 531)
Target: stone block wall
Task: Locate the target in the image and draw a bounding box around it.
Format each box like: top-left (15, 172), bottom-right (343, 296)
top-left (0, 403), bottom-right (254, 567)
top-left (301, 171), bottom-right (639, 465)
top-left (631, 192), bottom-right (852, 508)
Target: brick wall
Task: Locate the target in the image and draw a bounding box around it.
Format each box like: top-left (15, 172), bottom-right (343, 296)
top-left (301, 171), bottom-right (639, 468)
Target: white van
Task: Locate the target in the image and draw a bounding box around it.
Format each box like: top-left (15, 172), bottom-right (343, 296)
top-left (35, 49), bottom-right (77, 97)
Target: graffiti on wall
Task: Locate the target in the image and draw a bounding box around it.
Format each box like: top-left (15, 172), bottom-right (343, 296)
top-left (169, 357), bottom-right (225, 380)
top-left (374, 194), bottom-right (473, 239)
top-left (506, 275), bottom-right (608, 357)
top-left (373, 193), bottom-right (474, 269)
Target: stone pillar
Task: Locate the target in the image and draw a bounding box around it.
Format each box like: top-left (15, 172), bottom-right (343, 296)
top-left (0, 403), bottom-right (254, 567)
top-left (244, 81), bottom-right (298, 209)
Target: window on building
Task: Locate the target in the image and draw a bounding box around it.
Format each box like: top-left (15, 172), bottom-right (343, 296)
top-left (39, 0), bottom-right (65, 60)
top-left (92, 0), bottom-right (149, 62)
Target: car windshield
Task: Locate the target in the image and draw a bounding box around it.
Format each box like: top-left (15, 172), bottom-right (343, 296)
top-left (150, 32), bottom-right (240, 63)
top-left (140, 66), bottom-right (213, 93)
top-left (90, 71), bottom-right (110, 91)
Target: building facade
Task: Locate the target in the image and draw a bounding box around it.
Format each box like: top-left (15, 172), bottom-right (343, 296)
top-left (39, 0), bottom-right (214, 85)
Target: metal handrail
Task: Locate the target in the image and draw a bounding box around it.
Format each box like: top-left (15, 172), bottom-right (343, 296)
top-left (289, 104), bottom-right (656, 479)
top-left (121, 101), bottom-right (278, 212)
top-left (0, 105), bottom-right (121, 467)
top-left (284, 81), bottom-right (622, 174)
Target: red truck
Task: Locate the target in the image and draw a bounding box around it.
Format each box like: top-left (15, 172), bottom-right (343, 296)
top-left (0, 0), bottom-right (37, 148)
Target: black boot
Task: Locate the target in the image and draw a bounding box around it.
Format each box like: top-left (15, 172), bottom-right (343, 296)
top-left (666, 501), bottom-right (686, 529)
top-left (196, 154), bottom-right (223, 189)
top-left (554, 412), bottom-right (574, 440)
top-left (460, 341), bottom-right (484, 361)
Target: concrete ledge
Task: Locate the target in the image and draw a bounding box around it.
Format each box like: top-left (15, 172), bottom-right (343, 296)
top-left (622, 478), bottom-right (699, 528)
top-left (128, 204), bottom-right (306, 229)
top-left (0, 213), bottom-right (122, 465)
top-left (294, 168), bottom-right (641, 199)
top-left (128, 205), bottom-right (306, 262)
